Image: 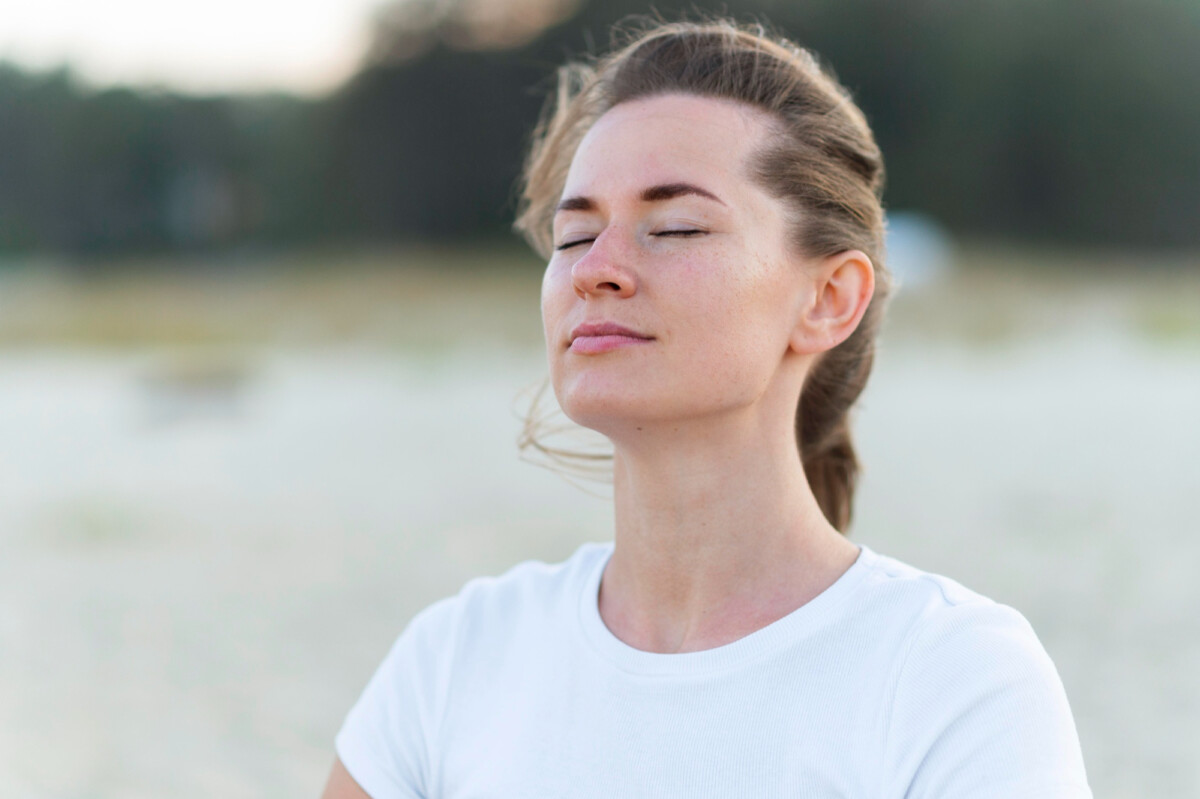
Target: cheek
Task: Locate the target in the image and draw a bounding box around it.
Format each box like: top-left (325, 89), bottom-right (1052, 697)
top-left (689, 247), bottom-right (784, 326)
top-left (540, 263), bottom-right (570, 333)
top-left (686, 254), bottom-right (795, 372)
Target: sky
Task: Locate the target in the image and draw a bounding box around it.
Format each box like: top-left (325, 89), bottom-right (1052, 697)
top-left (0, 0), bottom-right (387, 95)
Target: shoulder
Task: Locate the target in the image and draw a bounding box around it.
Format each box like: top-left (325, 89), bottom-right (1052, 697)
top-left (841, 546), bottom-right (1055, 696)
top-left (857, 547), bottom-right (1056, 688)
top-left (857, 547), bottom-right (1091, 798)
top-left (458, 540), bottom-right (609, 609)
top-left (334, 542), bottom-right (612, 797)
top-left (858, 546), bottom-right (1018, 619)
top-left (856, 546), bottom-right (1067, 719)
top-left (404, 540), bottom-right (610, 653)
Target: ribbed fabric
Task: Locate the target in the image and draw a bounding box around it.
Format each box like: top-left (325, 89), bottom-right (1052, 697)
top-left (335, 541), bottom-right (1092, 799)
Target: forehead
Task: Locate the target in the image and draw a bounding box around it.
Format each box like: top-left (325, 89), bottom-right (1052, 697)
top-left (563, 93), bottom-right (773, 197)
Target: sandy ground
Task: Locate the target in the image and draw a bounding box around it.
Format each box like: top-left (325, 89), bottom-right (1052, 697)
top-left (0, 249), bottom-right (1197, 797)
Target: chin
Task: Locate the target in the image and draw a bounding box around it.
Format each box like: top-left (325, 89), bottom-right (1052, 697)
top-left (558, 387), bottom-right (732, 440)
top-left (550, 362), bottom-right (759, 435)
top-left (556, 384), bottom-right (662, 433)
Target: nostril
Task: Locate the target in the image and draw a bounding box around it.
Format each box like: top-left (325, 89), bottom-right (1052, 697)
top-left (598, 281), bottom-right (621, 291)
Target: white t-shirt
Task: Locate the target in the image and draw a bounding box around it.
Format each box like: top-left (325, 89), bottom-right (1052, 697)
top-left (336, 541), bottom-right (1092, 798)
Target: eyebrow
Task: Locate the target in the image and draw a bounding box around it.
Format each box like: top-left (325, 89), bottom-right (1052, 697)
top-left (554, 182), bottom-right (726, 214)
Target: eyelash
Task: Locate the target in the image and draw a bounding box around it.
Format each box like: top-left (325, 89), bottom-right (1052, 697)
top-left (554, 230), bottom-right (704, 251)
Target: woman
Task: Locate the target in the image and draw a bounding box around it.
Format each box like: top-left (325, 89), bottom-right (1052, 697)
top-left (323, 18), bottom-right (1092, 798)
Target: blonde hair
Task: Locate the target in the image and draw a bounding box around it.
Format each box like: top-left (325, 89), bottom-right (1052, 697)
top-left (513, 17), bottom-right (891, 533)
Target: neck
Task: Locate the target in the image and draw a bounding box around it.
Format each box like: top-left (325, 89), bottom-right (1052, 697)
top-left (598, 410), bottom-right (860, 654)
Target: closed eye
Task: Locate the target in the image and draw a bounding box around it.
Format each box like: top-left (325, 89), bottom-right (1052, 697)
top-left (556, 229), bottom-right (704, 250)
top-left (555, 238), bottom-right (595, 251)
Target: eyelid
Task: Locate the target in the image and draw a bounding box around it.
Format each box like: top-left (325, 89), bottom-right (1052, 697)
top-left (554, 237), bottom-right (595, 251)
top-left (553, 216), bottom-right (712, 251)
top-left (654, 214), bottom-right (711, 233)
top-left (552, 224), bottom-right (598, 250)
top-left (555, 227), bottom-right (707, 250)
top-left (652, 228), bottom-right (707, 238)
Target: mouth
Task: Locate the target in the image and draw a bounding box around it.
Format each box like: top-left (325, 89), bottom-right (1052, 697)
top-left (568, 321), bottom-right (654, 353)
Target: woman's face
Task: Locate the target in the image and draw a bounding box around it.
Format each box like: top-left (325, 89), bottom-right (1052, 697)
top-left (542, 93), bottom-right (814, 436)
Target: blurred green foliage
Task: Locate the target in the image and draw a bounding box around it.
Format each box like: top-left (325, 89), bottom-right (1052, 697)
top-left (0, 0), bottom-right (1196, 259)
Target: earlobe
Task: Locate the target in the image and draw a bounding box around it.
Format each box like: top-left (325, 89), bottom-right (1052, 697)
top-left (789, 250), bottom-right (875, 355)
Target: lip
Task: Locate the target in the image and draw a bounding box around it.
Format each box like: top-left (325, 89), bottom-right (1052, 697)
top-left (568, 321), bottom-right (654, 354)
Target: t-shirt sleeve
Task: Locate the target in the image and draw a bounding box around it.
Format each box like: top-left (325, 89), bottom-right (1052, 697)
top-left (335, 597), bottom-right (459, 799)
top-left (881, 600), bottom-right (1092, 799)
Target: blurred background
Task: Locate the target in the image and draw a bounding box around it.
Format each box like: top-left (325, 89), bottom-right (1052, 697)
top-left (1, 0), bottom-right (1197, 796)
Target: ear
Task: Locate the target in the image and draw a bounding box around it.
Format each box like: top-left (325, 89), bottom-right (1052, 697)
top-left (789, 249), bottom-right (875, 355)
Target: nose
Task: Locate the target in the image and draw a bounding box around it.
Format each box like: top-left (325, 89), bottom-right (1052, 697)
top-left (570, 230), bottom-right (637, 300)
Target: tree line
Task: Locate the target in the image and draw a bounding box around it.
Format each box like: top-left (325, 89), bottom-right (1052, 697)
top-left (0, 0), bottom-right (1196, 260)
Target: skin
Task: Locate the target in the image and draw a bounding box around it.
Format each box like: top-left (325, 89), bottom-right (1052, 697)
top-left (321, 759), bottom-right (369, 799)
top-left (321, 91), bottom-right (875, 798)
top-left (543, 93), bottom-right (874, 654)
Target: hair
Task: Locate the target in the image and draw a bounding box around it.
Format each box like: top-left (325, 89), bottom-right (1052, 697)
top-left (512, 16), bottom-right (891, 534)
